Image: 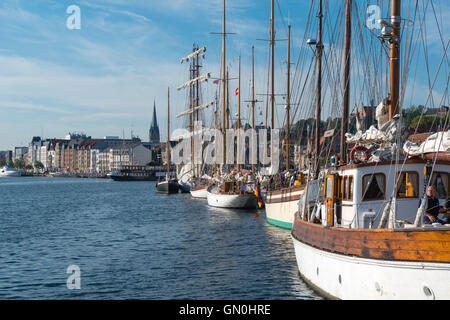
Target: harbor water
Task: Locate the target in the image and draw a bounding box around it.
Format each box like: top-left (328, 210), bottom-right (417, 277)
top-left (0, 177), bottom-right (322, 300)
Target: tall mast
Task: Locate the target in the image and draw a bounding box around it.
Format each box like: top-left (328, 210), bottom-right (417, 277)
top-left (286, 24), bottom-right (291, 171)
top-left (340, 0), bottom-right (352, 164)
top-left (270, 0), bottom-right (275, 146)
top-left (389, 0), bottom-right (401, 120)
top-left (238, 54), bottom-right (241, 171)
top-left (252, 46), bottom-right (255, 131)
top-left (251, 45), bottom-right (256, 172)
top-left (314, 0), bottom-right (323, 179)
top-left (167, 87), bottom-right (170, 179)
top-left (221, 0), bottom-right (227, 166)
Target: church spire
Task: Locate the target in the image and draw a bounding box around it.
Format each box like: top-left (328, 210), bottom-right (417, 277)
top-left (149, 99), bottom-right (160, 145)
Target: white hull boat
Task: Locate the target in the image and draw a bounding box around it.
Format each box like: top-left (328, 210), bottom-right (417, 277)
top-left (0, 166), bottom-right (22, 177)
top-left (206, 185), bottom-right (258, 209)
top-left (190, 185), bottom-right (208, 198)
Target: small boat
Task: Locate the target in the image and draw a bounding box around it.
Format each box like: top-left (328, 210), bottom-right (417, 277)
top-left (206, 182), bottom-right (258, 209)
top-left (157, 178), bottom-right (180, 194)
top-left (190, 184), bottom-right (208, 198)
top-left (156, 87), bottom-right (179, 195)
top-left (0, 165), bottom-right (22, 177)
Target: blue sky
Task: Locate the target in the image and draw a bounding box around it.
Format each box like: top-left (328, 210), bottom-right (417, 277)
top-left (0, 0), bottom-right (448, 150)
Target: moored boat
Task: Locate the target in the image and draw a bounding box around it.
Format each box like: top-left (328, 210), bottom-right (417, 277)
top-left (0, 165), bottom-right (22, 177)
top-left (291, 0), bottom-right (450, 300)
top-left (206, 183), bottom-right (258, 209)
top-left (157, 178), bottom-right (180, 194)
top-left (265, 184), bottom-right (305, 229)
top-left (190, 185), bottom-right (208, 199)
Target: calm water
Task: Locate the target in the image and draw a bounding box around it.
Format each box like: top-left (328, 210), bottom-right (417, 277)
top-left (0, 177), bottom-right (322, 300)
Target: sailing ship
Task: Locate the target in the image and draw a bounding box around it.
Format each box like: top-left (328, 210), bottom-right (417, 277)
top-left (264, 1), bottom-right (307, 229)
top-left (157, 87), bottom-right (180, 194)
top-left (205, 0), bottom-right (258, 209)
top-left (176, 45), bottom-right (213, 193)
top-left (291, 0), bottom-right (450, 299)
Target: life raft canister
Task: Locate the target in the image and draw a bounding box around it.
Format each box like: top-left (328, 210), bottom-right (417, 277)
top-left (349, 145), bottom-right (371, 162)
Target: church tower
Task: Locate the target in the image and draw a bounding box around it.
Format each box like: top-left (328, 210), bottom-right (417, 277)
top-left (149, 100), bottom-right (160, 146)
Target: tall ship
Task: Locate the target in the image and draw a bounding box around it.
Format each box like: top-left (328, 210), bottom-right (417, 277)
top-left (291, 0), bottom-right (450, 299)
top-left (205, 0), bottom-right (258, 209)
top-left (176, 45), bottom-right (213, 193)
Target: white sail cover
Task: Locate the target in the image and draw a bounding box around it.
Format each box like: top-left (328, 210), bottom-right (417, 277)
top-left (403, 130), bottom-right (450, 156)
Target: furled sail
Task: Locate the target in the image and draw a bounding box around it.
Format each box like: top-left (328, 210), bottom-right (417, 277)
top-left (403, 130), bottom-right (450, 156)
top-left (177, 73), bottom-right (211, 90)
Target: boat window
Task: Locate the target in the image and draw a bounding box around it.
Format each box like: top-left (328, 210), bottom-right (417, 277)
top-left (343, 177), bottom-right (348, 200)
top-left (337, 176), bottom-right (343, 199)
top-left (362, 173), bottom-right (385, 201)
top-left (348, 176), bottom-right (353, 200)
top-left (396, 171), bottom-right (419, 198)
top-left (325, 177), bottom-right (333, 198)
top-left (431, 172), bottom-right (449, 199)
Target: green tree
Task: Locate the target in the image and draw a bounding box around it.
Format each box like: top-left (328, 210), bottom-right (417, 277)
top-left (7, 160), bottom-right (14, 167)
top-left (34, 160), bottom-right (45, 171)
top-left (0, 158), bottom-right (6, 166)
top-left (13, 158), bottom-right (26, 169)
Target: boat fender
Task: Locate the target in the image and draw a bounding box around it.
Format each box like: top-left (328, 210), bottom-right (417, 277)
top-left (349, 145), bottom-right (371, 163)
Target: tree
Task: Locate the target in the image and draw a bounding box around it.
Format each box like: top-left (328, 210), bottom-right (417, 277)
top-left (7, 160), bottom-right (14, 167)
top-left (0, 159), bottom-right (6, 166)
top-left (13, 158), bottom-right (26, 169)
top-left (34, 161), bottom-right (45, 171)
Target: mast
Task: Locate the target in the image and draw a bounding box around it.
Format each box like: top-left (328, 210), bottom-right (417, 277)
top-left (251, 45), bottom-right (256, 172)
top-left (389, 0), bottom-right (401, 120)
top-left (314, 0), bottom-right (323, 179)
top-left (252, 46), bottom-right (255, 131)
top-left (270, 0), bottom-right (275, 158)
top-left (221, 0), bottom-right (227, 166)
top-left (167, 87), bottom-right (170, 179)
top-left (238, 54), bottom-right (241, 171)
top-left (340, 0), bottom-right (352, 164)
top-left (286, 24), bottom-right (291, 171)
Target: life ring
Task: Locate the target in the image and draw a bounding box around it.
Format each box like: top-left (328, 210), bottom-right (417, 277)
top-left (350, 145), bottom-right (371, 162)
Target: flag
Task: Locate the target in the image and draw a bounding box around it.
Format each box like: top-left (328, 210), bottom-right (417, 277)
top-left (324, 129), bottom-right (334, 138)
top-left (213, 79), bottom-right (220, 84)
top-left (235, 88), bottom-right (239, 96)
top-left (254, 184), bottom-right (264, 208)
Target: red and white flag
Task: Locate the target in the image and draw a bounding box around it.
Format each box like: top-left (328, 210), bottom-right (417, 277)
top-left (235, 88), bottom-right (239, 96)
top-left (213, 79), bottom-right (220, 84)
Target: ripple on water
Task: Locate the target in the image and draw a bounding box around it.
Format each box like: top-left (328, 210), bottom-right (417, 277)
top-left (0, 177), bottom-right (323, 300)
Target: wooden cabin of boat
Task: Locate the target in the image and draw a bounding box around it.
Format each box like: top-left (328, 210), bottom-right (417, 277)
top-left (315, 158), bottom-right (450, 229)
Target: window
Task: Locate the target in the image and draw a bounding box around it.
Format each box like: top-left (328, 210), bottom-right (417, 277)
top-left (340, 175), bottom-right (353, 201)
top-left (431, 172), bottom-right (449, 199)
top-left (343, 177), bottom-right (348, 200)
top-left (348, 177), bottom-right (353, 200)
top-left (362, 173), bottom-right (385, 201)
top-left (396, 171), bottom-right (419, 198)
top-left (325, 177), bottom-right (333, 198)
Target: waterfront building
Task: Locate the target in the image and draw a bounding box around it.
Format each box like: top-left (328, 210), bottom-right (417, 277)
top-left (14, 146), bottom-right (29, 160)
top-left (0, 150), bottom-right (13, 163)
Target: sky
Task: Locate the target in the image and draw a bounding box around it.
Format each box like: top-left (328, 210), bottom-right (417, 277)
top-left (0, 0), bottom-right (448, 150)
